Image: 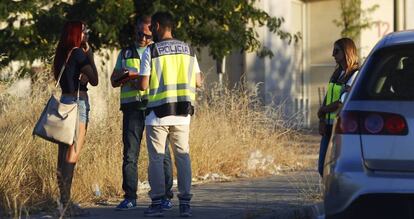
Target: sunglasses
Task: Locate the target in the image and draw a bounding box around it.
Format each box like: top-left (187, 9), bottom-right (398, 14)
top-left (333, 48), bottom-right (342, 55)
top-left (138, 32), bottom-right (152, 40)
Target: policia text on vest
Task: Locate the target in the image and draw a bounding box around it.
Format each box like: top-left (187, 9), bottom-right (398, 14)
top-left (144, 39), bottom-right (197, 118)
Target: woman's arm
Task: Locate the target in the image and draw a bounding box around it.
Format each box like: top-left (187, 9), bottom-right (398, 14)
top-left (319, 101), bottom-right (342, 114)
top-left (79, 47), bottom-right (98, 86)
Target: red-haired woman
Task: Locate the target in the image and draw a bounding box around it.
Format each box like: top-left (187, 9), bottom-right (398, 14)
top-left (53, 20), bottom-right (98, 217)
top-left (317, 38), bottom-right (359, 177)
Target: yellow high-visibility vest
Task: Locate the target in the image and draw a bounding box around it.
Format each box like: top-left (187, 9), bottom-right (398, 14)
top-left (325, 82), bottom-right (342, 124)
top-left (147, 39), bottom-right (197, 117)
top-left (324, 68), bottom-right (358, 124)
top-left (120, 46), bottom-right (149, 105)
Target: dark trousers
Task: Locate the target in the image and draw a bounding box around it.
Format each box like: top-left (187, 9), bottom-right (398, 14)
top-left (122, 108), bottom-right (173, 200)
top-left (318, 124), bottom-right (333, 177)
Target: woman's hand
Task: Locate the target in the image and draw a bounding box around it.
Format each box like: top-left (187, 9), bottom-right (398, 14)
top-left (318, 106), bottom-right (325, 118)
top-left (79, 73), bottom-right (89, 85)
top-left (81, 41), bottom-right (90, 53)
top-left (319, 101), bottom-right (342, 116)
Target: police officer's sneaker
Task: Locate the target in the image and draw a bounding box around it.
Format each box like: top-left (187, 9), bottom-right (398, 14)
top-left (161, 198), bottom-right (173, 211)
top-left (115, 198), bottom-right (137, 211)
top-left (144, 203), bottom-right (163, 217)
top-left (179, 204), bottom-right (192, 217)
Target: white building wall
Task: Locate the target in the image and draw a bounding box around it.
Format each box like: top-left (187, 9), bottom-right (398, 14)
top-left (305, 0), bottom-right (342, 127)
top-left (406, 0), bottom-right (414, 28)
top-left (263, 0), bottom-right (293, 106)
top-left (245, 0), bottom-right (306, 124)
top-left (360, 0), bottom-right (394, 59)
top-left (88, 49), bottom-right (119, 121)
top-left (245, 0), bottom-right (267, 101)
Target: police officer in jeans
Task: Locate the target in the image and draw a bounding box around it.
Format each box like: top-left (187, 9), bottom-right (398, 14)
top-left (111, 15), bottom-right (174, 211)
top-left (138, 12), bottom-right (203, 217)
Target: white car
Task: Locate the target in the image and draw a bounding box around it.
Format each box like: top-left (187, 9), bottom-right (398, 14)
top-left (323, 30), bottom-right (414, 219)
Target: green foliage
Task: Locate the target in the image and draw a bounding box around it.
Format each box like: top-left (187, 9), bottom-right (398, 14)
top-left (0, 1), bottom-right (57, 67)
top-left (333, 0), bottom-right (379, 40)
top-left (0, 0), bottom-right (295, 72)
top-left (140, 0), bottom-right (295, 59)
top-left (0, 0), bottom-right (135, 70)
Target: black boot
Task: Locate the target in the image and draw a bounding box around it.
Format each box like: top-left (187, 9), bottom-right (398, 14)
top-left (56, 144), bottom-right (89, 217)
top-left (57, 144), bottom-right (76, 206)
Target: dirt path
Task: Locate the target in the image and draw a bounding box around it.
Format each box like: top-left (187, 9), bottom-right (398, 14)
top-left (30, 170), bottom-right (320, 219)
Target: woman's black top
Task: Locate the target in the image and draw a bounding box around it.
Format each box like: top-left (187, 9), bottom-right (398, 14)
top-left (59, 48), bottom-right (98, 93)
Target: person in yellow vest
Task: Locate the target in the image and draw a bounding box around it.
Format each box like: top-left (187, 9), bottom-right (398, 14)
top-left (110, 15), bottom-right (174, 210)
top-left (138, 12), bottom-right (203, 217)
top-left (317, 38), bottom-right (359, 177)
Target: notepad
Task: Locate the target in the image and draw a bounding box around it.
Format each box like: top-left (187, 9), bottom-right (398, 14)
top-left (114, 68), bottom-right (139, 83)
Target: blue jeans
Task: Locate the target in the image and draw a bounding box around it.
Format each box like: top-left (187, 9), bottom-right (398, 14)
top-left (121, 108), bottom-right (173, 200)
top-left (318, 124), bottom-right (333, 177)
top-left (163, 146), bottom-right (174, 199)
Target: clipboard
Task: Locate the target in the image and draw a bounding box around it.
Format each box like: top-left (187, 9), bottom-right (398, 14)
top-left (114, 72), bottom-right (139, 83)
top-left (114, 67), bottom-right (139, 83)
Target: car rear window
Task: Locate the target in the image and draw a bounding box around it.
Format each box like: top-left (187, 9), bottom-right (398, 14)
top-left (352, 45), bottom-right (414, 100)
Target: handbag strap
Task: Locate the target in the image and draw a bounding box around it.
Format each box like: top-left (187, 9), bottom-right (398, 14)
top-left (55, 47), bottom-right (81, 102)
top-left (55, 47), bottom-right (78, 88)
top-left (52, 47), bottom-right (82, 151)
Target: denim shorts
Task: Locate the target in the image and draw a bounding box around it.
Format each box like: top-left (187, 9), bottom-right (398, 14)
top-left (60, 96), bottom-right (90, 123)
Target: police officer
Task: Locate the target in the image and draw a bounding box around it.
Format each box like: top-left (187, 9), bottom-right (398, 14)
top-left (138, 12), bottom-right (203, 217)
top-left (317, 38), bottom-right (359, 177)
top-left (111, 15), bottom-right (174, 211)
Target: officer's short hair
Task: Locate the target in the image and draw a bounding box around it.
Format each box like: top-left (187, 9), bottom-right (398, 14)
top-left (152, 12), bottom-right (174, 29)
top-left (136, 15), bottom-right (151, 29)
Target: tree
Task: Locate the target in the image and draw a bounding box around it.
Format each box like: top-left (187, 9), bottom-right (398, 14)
top-left (0, 0), bottom-right (296, 74)
top-left (333, 0), bottom-right (379, 40)
top-left (0, 1), bottom-right (57, 69)
top-left (0, 0), bottom-right (134, 70)
top-left (137, 0), bottom-right (297, 59)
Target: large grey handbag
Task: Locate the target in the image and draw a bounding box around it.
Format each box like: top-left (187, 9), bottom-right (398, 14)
top-left (33, 48), bottom-right (79, 146)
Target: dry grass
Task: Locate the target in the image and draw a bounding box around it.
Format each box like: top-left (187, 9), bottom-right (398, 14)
top-left (0, 73), bottom-right (310, 217)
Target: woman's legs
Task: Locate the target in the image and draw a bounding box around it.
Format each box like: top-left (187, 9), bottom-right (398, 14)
top-left (66, 123), bottom-right (87, 163)
top-left (56, 122), bottom-right (87, 206)
top-left (57, 144), bottom-right (76, 205)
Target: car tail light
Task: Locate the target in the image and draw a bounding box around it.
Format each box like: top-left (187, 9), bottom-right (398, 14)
top-left (385, 115), bottom-right (406, 134)
top-left (338, 111), bottom-right (359, 133)
top-left (364, 114), bottom-right (384, 134)
top-left (336, 111), bottom-right (408, 135)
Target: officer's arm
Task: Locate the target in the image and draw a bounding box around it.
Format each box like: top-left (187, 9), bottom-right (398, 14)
top-left (111, 53), bottom-right (124, 88)
top-left (138, 76), bottom-right (149, 91)
top-left (196, 72), bottom-right (203, 88)
top-left (138, 47), bottom-right (151, 91)
top-left (193, 56), bottom-right (203, 88)
top-left (111, 69), bottom-right (124, 88)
